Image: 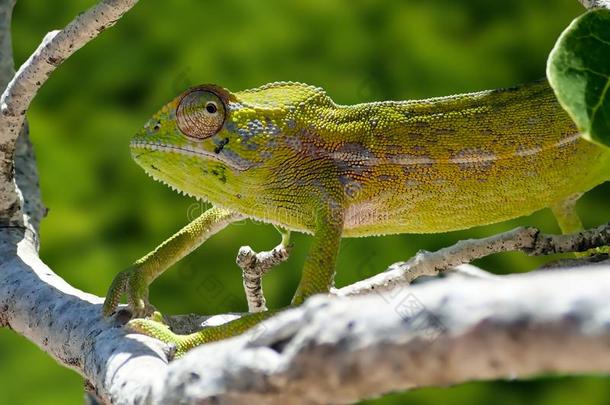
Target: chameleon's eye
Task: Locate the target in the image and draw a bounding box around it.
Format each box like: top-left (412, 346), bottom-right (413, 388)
top-left (176, 89), bottom-right (226, 140)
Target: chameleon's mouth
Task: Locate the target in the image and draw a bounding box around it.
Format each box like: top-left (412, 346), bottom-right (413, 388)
top-left (130, 140), bottom-right (256, 171)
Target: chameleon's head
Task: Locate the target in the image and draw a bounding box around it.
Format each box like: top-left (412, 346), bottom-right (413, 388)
top-left (131, 84), bottom-right (256, 200)
top-left (130, 82), bottom-right (328, 202)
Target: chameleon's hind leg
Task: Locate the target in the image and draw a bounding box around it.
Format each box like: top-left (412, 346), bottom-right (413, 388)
top-left (291, 201), bottom-right (344, 305)
top-left (550, 194), bottom-right (608, 255)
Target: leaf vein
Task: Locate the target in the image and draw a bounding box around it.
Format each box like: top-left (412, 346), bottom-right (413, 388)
top-left (589, 78), bottom-right (610, 129)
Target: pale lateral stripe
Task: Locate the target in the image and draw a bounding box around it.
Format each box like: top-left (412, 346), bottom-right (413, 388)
top-left (130, 140), bottom-right (257, 171)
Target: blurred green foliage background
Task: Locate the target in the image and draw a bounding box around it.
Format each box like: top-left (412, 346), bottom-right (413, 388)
top-left (1, 0), bottom-right (610, 403)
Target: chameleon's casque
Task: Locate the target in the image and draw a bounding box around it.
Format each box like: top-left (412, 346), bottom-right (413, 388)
top-left (130, 80), bottom-right (610, 237)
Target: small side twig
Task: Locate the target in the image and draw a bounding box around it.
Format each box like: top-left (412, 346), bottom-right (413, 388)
top-left (336, 222), bottom-right (610, 297)
top-left (236, 243), bottom-right (291, 312)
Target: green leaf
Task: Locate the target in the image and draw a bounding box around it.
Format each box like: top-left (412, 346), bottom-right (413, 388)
top-left (547, 9), bottom-right (610, 148)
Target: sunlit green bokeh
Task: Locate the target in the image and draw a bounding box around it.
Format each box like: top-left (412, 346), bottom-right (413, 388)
top-left (2, 0), bottom-right (609, 404)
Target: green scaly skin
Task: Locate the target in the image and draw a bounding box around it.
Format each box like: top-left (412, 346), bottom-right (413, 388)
top-left (103, 79), bottom-right (610, 356)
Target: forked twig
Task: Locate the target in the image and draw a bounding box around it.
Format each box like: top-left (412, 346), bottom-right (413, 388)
top-left (236, 243), bottom-right (291, 312)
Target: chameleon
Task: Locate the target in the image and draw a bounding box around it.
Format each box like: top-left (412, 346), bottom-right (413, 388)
top-left (102, 79), bottom-right (610, 355)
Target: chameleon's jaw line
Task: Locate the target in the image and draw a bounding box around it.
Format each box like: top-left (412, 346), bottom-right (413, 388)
top-left (130, 140), bottom-right (255, 171)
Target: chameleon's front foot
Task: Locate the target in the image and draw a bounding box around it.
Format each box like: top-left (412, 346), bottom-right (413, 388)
top-left (102, 266), bottom-right (153, 318)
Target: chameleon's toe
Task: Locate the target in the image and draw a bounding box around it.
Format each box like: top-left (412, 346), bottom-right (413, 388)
top-left (149, 311), bottom-right (167, 324)
top-left (592, 246), bottom-right (610, 255)
top-left (102, 266), bottom-right (151, 318)
top-left (127, 318), bottom-right (190, 357)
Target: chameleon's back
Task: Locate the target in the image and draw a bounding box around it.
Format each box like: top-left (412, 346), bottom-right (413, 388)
top-left (275, 80), bottom-right (610, 236)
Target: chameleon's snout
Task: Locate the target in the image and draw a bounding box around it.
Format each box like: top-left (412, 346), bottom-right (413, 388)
top-left (130, 122), bottom-right (155, 153)
top-left (129, 114), bottom-right (173, 168)
top-left (130, 101), bottom-right (183, 154)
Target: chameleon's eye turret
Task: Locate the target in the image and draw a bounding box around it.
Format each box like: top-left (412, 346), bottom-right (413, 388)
top-left (176, 87), bottom-right (226, 140)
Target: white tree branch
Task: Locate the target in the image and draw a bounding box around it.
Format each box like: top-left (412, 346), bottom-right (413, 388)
top-left (0, 0), bottom-right (16, 85)
top-left (0, 232), bottom-right (170, 404)
top-left (3, 230), bottom-right (610, 404)
top-left (335, 223), bottom-right (610, 297)
top-left (0, 0), bottom-right (45, 241)
top-left (159, 263), bottom-right (610, 404)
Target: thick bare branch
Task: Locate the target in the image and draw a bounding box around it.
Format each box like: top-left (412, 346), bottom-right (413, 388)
top-left (3, 230), bottom-right (610, 404)
top-left (158, 261), bottom-right (610, 404)
top-left (0, 231), bottom-right (169, 404)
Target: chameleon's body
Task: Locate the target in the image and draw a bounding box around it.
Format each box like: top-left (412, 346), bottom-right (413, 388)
top-left (104, 79), bottom-right (610, 354)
